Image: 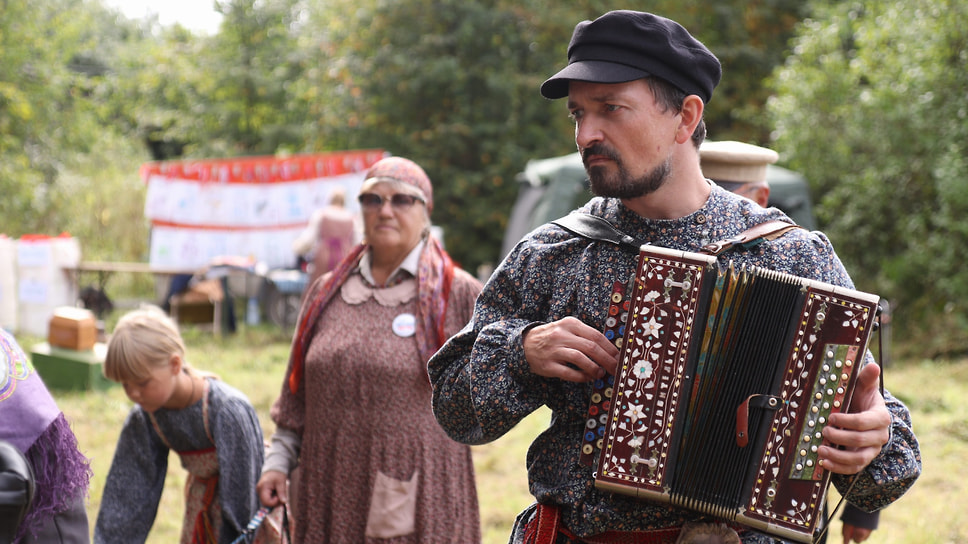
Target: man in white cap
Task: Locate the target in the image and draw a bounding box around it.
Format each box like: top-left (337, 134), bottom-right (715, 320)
top-left (430, 10), bottom-right (920, 544)
top-left (699, 140), bottom-right (777, 208)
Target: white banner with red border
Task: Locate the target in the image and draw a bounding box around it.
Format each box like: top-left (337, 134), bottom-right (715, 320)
top-left (142, 150), bottom-right (385, 270)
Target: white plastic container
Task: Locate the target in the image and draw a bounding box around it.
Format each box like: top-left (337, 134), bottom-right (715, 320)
top-left (0, 236), bottom-right (18, 331)
top-left (16, 235), bottom-right (81, 336)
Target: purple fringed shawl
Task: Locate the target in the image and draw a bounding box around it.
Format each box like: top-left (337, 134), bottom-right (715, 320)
top-left (0, 331), bottom-right (60, 452)
top-left (0, 329), bottom-right (91, 541)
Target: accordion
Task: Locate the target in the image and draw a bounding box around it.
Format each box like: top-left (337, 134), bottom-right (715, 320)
top-left (580, 245), bottom-right (881, 543)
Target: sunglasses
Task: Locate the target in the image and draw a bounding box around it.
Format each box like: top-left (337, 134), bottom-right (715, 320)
top-left (357, 192), bottom-right (425, 210)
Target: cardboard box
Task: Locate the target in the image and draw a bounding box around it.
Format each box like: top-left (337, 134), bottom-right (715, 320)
top-left (48, 307), bottom-right (97, 351)
top-left (31, 342), bottom-right (111, 391)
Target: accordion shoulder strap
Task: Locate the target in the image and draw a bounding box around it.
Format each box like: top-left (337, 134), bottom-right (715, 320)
top-left (551, 213), bottom-right (646, 253)
top-left (551, 213), bottom-right (802, 256)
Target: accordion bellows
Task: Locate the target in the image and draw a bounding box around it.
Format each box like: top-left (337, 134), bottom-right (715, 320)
top-left (583, 245), bottom-right (881, 543)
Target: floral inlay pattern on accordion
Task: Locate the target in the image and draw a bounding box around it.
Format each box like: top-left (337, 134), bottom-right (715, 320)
top-left (598, 255), bottom-right (710, 486)
top-left (747, 293), bottom-right (871, 529)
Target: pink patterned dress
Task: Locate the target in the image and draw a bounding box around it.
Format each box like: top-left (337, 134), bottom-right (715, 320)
top-left (271, 268), bottom-right (482, 543)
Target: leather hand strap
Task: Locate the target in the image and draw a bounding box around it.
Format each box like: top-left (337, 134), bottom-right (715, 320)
top-left (700, 220), bottom-right (802, 255)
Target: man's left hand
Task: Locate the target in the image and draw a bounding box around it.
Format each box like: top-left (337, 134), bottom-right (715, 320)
top-left (818, 362), bottom-right (891, 474)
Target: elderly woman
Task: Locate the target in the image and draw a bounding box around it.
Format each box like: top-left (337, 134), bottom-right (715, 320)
top-left (257, 157), bottom-right (483, 543)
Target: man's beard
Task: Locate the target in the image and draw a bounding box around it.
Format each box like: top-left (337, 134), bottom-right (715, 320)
top-left (583, 145), bottom-right (671, 199)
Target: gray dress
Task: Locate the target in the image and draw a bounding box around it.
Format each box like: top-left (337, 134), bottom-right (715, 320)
top-left (94, 378), bottom-right (264, 544)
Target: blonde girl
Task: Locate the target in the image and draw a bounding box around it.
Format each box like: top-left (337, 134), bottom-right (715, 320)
top-left (94, 307), bottom-right (264, 544)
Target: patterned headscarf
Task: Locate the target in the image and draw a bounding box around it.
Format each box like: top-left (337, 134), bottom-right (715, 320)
top-left (360, 156), bottom-right (434, 212)
top-left (286, 157), bottom-right (452, 393)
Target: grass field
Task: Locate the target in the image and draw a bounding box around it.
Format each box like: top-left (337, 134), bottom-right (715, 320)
top-left (18, 321), bottom-right (968, 543)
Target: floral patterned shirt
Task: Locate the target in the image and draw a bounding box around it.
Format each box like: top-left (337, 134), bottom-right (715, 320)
top-left (429, 185), bottom-right (921, 541)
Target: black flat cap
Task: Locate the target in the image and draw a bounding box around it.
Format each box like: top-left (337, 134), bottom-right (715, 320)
top-left (540, 10), bottom-right (721, 103)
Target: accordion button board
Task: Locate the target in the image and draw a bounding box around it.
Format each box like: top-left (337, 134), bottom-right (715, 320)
top-left (580, 280), bottom-right (629, 466)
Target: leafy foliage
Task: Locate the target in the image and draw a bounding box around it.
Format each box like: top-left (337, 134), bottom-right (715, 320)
top-left (300, 0), bottom-right (576, 269)
top-left (0, 0), bottom-right (151, 260)
top-left (768, 0), bottom-right (968, 355)
top-left (203, 0), bottom-right (309, 155)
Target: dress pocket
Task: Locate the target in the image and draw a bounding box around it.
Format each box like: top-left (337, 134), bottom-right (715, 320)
top-left (364, 470), bottom-right (418, 539)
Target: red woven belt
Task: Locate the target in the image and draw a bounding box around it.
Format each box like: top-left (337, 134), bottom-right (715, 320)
top-left (524, 504), bottom-right (682, 544)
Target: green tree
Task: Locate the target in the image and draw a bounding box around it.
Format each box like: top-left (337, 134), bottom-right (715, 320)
top-left (303, 0), bottom-right (585, 270)
top-left (97, 24), bottom-right (211, 160)
top-left (0, 0), bottom-right (83, 233)
top-left (300, 0), bottom-right (810, 269)
top-left (91, 0), bottom-right (310, 161)
top-left (0, 0), bottom-right (150, 260)
top-left (768, 0), bottom-right (968, 356)
top-left (686, 0), bottom-right (810, 144)
top-left (203, 0), bottom-right (310, 156)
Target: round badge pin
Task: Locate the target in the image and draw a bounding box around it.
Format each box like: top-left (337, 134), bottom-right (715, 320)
top-left (392, 313), bottom-right (416, 337)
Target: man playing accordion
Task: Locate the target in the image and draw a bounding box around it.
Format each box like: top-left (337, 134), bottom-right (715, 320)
top-left (428, 10), bottom-right (920, 544)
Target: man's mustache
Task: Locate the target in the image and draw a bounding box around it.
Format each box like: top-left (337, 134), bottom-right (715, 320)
top-left (581, 145), bottom-right (620, 166)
